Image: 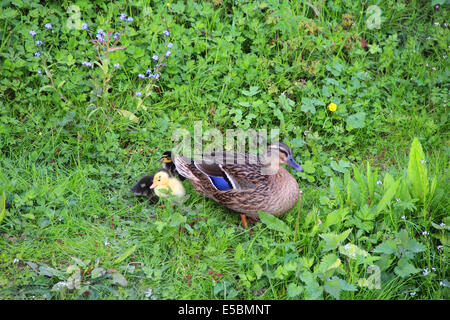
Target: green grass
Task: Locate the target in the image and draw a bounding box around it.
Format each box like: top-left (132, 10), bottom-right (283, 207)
top-left (0, 0), bottom-right (448, 300)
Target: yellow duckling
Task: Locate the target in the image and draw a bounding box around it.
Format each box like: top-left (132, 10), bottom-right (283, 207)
top-left (150, 168), bottom-right (186, 199)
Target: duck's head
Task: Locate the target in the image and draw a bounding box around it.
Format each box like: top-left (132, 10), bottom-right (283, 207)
top-left (158, 151), bottom-right (173, 164)
top-left (150, 169), bottom-right (171, 189)
top-left (265, 142), bottom-right (304, 172)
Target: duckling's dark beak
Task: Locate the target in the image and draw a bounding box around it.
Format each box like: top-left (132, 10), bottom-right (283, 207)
top-left (286, 154), bottom-right (304, 172)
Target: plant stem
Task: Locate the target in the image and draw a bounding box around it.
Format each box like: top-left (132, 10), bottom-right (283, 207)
top-left (294, 190), bottom-right (303, 242)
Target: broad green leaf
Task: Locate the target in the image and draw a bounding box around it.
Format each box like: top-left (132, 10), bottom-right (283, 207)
top-left (113, 245), bottom-right (137, 264)
top-left (407, 137), bottom-right (428, 203)
top-left (253, 264), bottom-right (263, 279)
top-left (318, 253), bottom-right (342, 274)
top-left (324, 279), bottom-right (341, 299)
top-left (373, 240), bottom-right (397, 255)
top-left (300, 271), bottom-right (323, 300)
top-left (234, 243), bottom-right (244, 260)
top-left (353, 166), bottom-right (368, 206)
top-left (320, 228), bottom-right (352, 252)
top-left (287, 283), bottom-right (303, 298)
top-left (405, 239), bottom-right (427, 254)
top-left (394, 257), bottom-right (420, 278)
top-left (258, 211), bottom-right (291, 234)
top-left (375, 178), bottom-right (400, 214)
top-left (346, 112), bottom-right (366, 129)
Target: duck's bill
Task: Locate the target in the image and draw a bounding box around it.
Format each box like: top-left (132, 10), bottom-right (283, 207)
top-left (287, 155), bottom-right (304, 172)
top-left (149, 183), bottom-right (157, 189)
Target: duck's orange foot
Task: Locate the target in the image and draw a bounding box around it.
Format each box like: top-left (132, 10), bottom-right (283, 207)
top-left (240, 214), bottom-right (248, 229)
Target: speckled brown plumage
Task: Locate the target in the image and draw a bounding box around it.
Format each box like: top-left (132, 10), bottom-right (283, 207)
top-left (173, 142), bottom-right (302, 220)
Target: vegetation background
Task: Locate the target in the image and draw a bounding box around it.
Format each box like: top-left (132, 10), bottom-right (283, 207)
top-left (0, 0), bottom-right (448, 299)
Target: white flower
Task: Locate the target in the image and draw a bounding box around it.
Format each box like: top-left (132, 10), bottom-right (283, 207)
top-left (437, 245), bottom-right (443, 250)
top-left (13, 258), bottom-right (19, 264)
top-left (401, 215), bottom-right (407, 220)
top-left (144, 288), bottom-right (153, 298)
top-left (423, 268), bottom-right (430, 276)
top-left (422, 231), bottom-right (429, 236)
top-left (396, 198), bottom-right (400, 202)
top-left (420, 159), bottom-right (426, 164)
top-left (434, 22), bottom-right (440, 26)
top-left (439, 281), bottom-right (444, 286)
top-left (439, 222), bottom-right (446, 227)
top-left (376, 180), bottom-right (382, 185)
top-left (410, 291), bottom-right (416, 296)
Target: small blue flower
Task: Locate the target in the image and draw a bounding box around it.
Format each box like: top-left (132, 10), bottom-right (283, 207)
top-left (96, 34), bottom-right (105, 42)
top-left (34, 52), bottom-right (41, 57)
top-left (165, 51), bottom-right (171, 57)
top-left (81, 23), bottom-right (88, 30)
top-left (82, 61), bottom-right (93, 67)
top-left (37, 70), bottom-right (42, 75)
top-left (36, 40), bottom-right (43, 46)
top-left (113, 32), bottom-right (121, 40)
top-left (126, 17), bottom-right (134, 22)
top-left (163, 30), bottom-right (170, 37)
top-left (97, 29), bottom-right (106, 36)
top-left (44, 23), bottom-right (52, 29)
top-left (114, 63), bottom-right (120, 68)
top-left (138, 74), bottom-right (145, 79)
top-left (120, 13), bottom-right (127, 20)
top-left (136, 91), bottom-right (142, 96)
top-left (152, 55), bottom-right (159, 61)
top-left (167, 42), bottom-right (173, 48)
top-left (154, 73), bottom-right (160, 79)
top-left (29, 30), bottom-right (37, 37)
top-left (146, 69), bottom-right (152, 74)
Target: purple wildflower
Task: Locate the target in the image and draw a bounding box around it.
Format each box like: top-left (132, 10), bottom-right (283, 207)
top-left (165, 51), bottom-right (171, 57)
top-left (152, 55), bottom-right (159, 61)
top-left (96, 33), bottom-right (105, 42)
top-left (434, 4), bottom-right (439, 10)
top-left (113, 32), bottom-right (121, 40)
top-left (163, 30), bottom-right (170, 37)
top-left (29, 30), bottom-right (37, 37)
top-left (138, 74), bottom-right (145, 79)
top-left (114, 63), bottom-right (120, 68)
top-left (34, 52), bottom-right (41, 57)
top-left (126, 17), bottom-right (134, 22)
top-left (120, 13), bottom-right (127, 21)
top-left (154, 73), bottom-right (160, 79)
top-left (167, 42), bottom-right (173, 48)
top-left (135, 91), bottom-right (142, 96)
top-left (37, 70), bottom-right (42, 75)
top-left (44, 23), bottom-right (52, 29)
top-left (36, 40), bottom-right (43, 46)
top-left (82, 61), bottom-right (93, 67)
top-left (81, 23), bottom-right (88, 30)
top-left (146, 69), bottom-right (152, 74)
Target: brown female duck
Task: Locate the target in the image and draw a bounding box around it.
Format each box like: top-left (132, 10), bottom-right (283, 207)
top-left (167, 142), bottom-right (303, 227)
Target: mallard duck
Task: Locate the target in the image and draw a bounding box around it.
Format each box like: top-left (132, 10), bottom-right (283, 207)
top-left (149, 168), bottom-right (186, 199)
top-left (158, 151), bottom-right (185, 181)
top-left (168, 142), bottom-right (303, 227)
top-left (130, 174), bottom-right (158, 204)
top-left (130, 168), bottom-right (186, 203)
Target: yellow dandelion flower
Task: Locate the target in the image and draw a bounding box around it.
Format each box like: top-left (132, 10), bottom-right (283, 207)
top-left (328, 102), bottom-right (337, 112)
top-left (166, 3), bottom-right (170, 7)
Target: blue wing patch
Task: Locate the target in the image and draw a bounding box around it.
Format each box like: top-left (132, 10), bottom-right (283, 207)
top-left (209, 176), bottom-right (232, 191)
